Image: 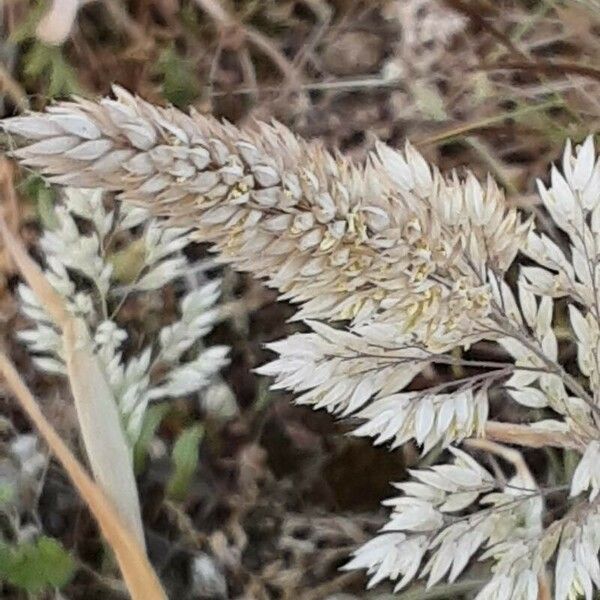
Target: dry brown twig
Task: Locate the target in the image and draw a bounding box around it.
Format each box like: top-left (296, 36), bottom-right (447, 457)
top-left (463, 437), bottom-right (535, 487)
top-left (0, 158), bottom-right (20, 276)
top-left (193, 0), bottom-right (302, 91)
top-left (483, 421), bottom-right (584, 451)
top-left (442, 0), bottom-right (531, 61)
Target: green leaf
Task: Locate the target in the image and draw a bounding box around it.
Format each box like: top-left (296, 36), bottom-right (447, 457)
top-left (133, 403), bottom-right (170, 474)
top-left (48, 47), bottom-right (81, 98)
top-left (9, 0), bottom-right (48, 43)
top-left (108, 238), bottom-right (147, 286)
top-left (22, 174), bottom-right (59, 230)
top-left (154, 45), bottom-right (200, 108)
top-left (22, 42), bottom-right (81, 99)
top-left (0, 482), bottom-right (15, 507)
top-left (22, 43), bottom-right (51, 81)
top-left (166, 424), bottom-right (204, 501)
top-left (0, 536), bottom-right (75, 593)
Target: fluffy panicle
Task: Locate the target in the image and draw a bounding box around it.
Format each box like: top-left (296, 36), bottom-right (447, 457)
top-left (7, 89), bottom-right (600, 599)
top-left (256, 320), bottom-right (488, 451)
top-left (341, 135), bottom-right (600, 600)
top-left (345, 446), bottom-right (600, 600)
top-left (344, 447), bottom-right (547, 596)
top-left (18, 187), bottom-right (228, 443)
top-left (3, 86), bottom-right (530, 349)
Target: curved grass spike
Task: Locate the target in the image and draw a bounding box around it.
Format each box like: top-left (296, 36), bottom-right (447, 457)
top-left (9, 87), bottom-right (600, 599)
top-left (1, 86), bottom-right (529, 350)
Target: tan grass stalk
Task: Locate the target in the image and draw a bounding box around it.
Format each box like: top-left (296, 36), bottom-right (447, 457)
top-left (0, 214), bottom-right (145, 549)
top-left (36, 0), bottom-right (80, 46)
top-left (0, 350), bottom-right (166, 599)
top-left (483, 421), bottom-right (584, 451)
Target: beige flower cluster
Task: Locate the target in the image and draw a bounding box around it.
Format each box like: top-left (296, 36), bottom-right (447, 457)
top-left (7, 88), bottom-right (600, 600)
top-left (16, 187), bottom-right (228, 444)
top-left (3, 86), bottom-right (529, 350)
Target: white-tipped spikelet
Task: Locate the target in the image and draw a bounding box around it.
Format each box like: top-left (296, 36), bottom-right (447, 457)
top-left (18, 187), bottom-right (228, 444)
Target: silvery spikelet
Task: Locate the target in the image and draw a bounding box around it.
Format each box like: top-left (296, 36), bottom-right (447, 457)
top-left (9, 88), bottom-right (600, 600)
top-left (3, 86), bottom-right (530, 351)
top-left (17, 187), bottom-right (229, 445)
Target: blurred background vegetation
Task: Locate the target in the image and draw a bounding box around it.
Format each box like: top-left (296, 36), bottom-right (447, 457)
top-left (0, 0), bottom-right (600, 598)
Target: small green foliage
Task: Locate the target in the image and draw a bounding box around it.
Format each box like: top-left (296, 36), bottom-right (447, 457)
top-left (22, 42), bottom-right (81, 99)
top-left (0, 536), bottom-right (75, 593)
top-left (167, 424), bottom-right (203, 501)
top-left (253, 377), bottom-right (274, 414)
top-left (0, 482), bottom-right (15, 507)
top-left (9, 0), bottom-right (81, 100)
top-left (154, 45), bottom-right (200, 108)
top-left (133, 403), bottom-right (170, 473)
top-left (108, 238), bottom-right (147, 285)
top-left (21, 174), bottom-right (58, 230)
top-left (9, 0), bottom-right (48, 44)
top-left (10, 0), bottom-right (81, 100)
top-left (179, 3), bottom-right (202, 34)
top-left (412, 80), bottom-right (447, 121)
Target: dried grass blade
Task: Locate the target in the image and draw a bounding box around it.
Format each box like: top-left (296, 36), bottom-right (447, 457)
top-left (0, 350), bottom-right (167, 600)
top-left (63, 317), bottom-right (145, 547)
top-left (0, 214), bottom-right (145, 548)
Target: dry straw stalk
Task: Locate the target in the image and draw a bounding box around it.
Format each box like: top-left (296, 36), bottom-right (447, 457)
top-left (0, 212), bottom-right (164, 598)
